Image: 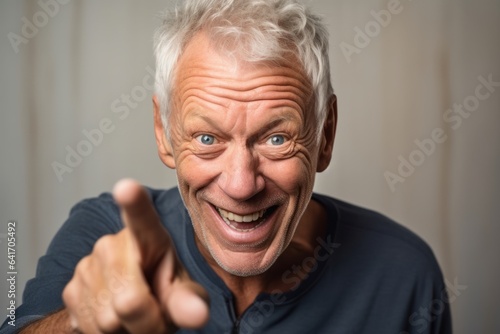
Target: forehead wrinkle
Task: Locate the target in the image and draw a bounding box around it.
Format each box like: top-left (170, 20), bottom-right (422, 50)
top-left (173, 40), bottom-right (315, 129)
top-left (177, 79), bottom-right (310, 117)
top-left (176, 56), bottom-right (312, 96)
top-left (205, 82), bottom-right (309, 105)
top-left (177, 78), bottom-right (311, 117)
top-left (180, 87), bottom-right (233, 111)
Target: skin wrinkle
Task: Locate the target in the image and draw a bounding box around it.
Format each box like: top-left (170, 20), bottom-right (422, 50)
top-left (175, 73), bottom-right (311, 152)
top-left (172, 97), bottom-right (316, 264)
top-left (156, 32), bottom-right (334, 310)
top-left (183, 111), bottom-right (302, 144)
top-left (173, 52), bottom-right (311, 95)
top-left (176, 75), bottom-right (311, 111)
top-left (154, 3), bottom-right (334, 145)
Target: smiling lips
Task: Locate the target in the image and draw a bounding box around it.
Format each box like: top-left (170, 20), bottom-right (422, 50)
top-left (217, 207), bottom-right (267, 232)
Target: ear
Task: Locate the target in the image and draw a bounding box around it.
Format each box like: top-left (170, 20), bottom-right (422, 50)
top-left (316, 94), bottom-right (337, 172)
top-left (153, 95), bottom-right (176, 169)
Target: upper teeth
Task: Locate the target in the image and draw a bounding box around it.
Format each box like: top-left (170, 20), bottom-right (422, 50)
top-left (217, 208), bottom-right (265, 223)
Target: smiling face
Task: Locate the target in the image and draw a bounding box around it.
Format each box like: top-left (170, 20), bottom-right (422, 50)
top-left (154, 32), bottom-right (335, 277)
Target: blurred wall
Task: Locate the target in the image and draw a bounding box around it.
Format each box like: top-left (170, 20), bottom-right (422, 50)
top-left (1, 1), bottom-right (499, 333)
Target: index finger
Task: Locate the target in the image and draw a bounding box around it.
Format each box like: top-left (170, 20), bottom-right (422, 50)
top-left (113, 178), bottom-right (172, 271)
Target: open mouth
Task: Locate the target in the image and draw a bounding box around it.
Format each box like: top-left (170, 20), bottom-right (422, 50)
top-left (216, 206), bottom-right (276, 232)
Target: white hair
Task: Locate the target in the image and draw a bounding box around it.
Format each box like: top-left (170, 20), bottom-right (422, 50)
top-left (153, 0), bottom-right (333, 141)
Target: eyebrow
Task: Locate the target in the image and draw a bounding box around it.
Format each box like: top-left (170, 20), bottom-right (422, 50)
top-left (189, 111), bottom-right (300, 141)
top-left (249, 117), bottom-right (293, 141)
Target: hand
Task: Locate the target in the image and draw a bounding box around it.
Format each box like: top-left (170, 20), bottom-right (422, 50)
top-left (62, 179), bottom-right (209, 333)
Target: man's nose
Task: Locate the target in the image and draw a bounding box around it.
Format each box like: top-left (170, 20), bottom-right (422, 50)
top-left (217, 146), bottom-right (265, 201)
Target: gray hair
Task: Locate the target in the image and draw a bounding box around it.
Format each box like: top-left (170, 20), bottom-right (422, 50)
top-left (153, 0), bottom-right (333, 141)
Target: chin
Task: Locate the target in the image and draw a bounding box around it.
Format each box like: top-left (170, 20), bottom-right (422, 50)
top-left (204, 236), bottom-right (286, 277)
top-left (213, 254), bottom-right (274, 277)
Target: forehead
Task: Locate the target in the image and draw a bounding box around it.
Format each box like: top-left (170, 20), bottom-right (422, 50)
top-left (173, 32), bottom-right (313, 106)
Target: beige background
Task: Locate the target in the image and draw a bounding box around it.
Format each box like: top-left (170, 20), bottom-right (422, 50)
top-left (1, 0), bottom-right (499, 333)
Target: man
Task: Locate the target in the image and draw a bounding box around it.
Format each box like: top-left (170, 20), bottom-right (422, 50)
top-left (2, 0), bottom-right (451, 333)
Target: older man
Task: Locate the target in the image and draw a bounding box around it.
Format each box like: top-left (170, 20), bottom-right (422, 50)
top-left (2, 0), bottom-right (451, 333)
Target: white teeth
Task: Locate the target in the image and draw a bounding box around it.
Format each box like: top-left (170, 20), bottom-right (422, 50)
top-left (217, 208), bottom-right (265, 223)
top-left (252, 212), bottom-right (259, 221)
top-left (217, 208), bottom-right (266, 231)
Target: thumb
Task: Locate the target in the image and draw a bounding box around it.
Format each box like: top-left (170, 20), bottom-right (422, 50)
top-left (168, 281), bottom-right (210, 329)
top-left (156, 253), bottom-right (211, 329)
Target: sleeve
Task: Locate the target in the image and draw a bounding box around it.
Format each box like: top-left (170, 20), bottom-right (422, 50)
top-left (401, 260), bottom-right (453, 334)
top-left (0, 193), bottom-right (123, 333)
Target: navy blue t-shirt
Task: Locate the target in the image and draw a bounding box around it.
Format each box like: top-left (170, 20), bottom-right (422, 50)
top-left (1, 188), bottom-right (452, 333)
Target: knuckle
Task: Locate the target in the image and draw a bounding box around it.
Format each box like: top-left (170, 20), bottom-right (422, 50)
top-left (62, 280), bottom-right (78, 307)
top-left (113, 288), bottom-right (152, 320)
top-left (73, 256), bottom-right (95, 287)
top-left (95, 308), bottom-right (122, 333)
top-left (93, 234), bottom-right (116, 255)
top-left (63, 257), bottom-right (93, 307)
top-left (74, 255), bottom-right (91, 275)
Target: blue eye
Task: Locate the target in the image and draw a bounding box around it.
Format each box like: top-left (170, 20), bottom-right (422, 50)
top-left (196, 134), bottom-right (216, 145)
top-left (267, 135), bottom-right (286, 146)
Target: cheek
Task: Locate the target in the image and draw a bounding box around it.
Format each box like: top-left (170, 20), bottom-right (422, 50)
top-left (263, 155), bottom-right (315, 193)
top-left (175, 153), bottom-right (220, 191)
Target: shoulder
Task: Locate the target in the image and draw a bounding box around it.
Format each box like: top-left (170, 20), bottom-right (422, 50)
top-left (67, 186), bottom-right (182, 223)
top-left (54, 186), bottom-right (183, 248)
top-left (314, 193), bottom-right (443, 278)
top-left (309, 194), bottom-right (452, 334)
top-left (148, 186), bottom-right (185, 217)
